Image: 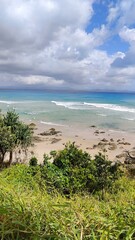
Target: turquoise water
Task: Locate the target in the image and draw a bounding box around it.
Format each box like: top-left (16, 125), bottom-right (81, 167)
top-left (0, 89), bottom-right (135, 132)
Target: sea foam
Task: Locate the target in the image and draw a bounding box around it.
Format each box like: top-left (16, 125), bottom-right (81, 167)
top-left (52, 101), bottom-right (135, 113)
top-left (40, 121), bottom-right (66, 127)
top-left (52, 101), bottom-right (89, 110)
top-left (0, 100), bottom-right (16, 104)
top-left (123, 118), bottom-right (135, 121)
top-left (83, 102), bottom-right (135, 113)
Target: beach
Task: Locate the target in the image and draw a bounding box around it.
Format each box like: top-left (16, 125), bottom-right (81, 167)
top-left (0, 90), bottom-right (135, 164)
top-left (28, 121), bottom-right (135, 164)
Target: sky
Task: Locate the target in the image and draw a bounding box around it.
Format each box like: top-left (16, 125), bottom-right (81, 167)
top-left (0, 0), bottom-right (135, 91)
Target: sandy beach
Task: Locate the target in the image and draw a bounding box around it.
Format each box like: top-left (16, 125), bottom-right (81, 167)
top-left (27, 121), bottom-right (135, 164)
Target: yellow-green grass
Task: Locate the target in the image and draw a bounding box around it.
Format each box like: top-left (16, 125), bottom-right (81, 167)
top-left (0, 164), bottom-right (135, 240)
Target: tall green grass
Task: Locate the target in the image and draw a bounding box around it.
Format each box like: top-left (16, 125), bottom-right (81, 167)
top-left (0, 165), bottom-right (135, 239)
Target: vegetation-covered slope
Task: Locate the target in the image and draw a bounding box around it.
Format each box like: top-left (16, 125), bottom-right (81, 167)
top-left (0, 111), bottom-right (135, 239)
top-left (0, 164), bottom-right (134, 240)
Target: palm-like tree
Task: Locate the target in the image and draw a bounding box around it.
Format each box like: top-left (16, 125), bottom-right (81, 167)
top-left (0, 110), bottom-right (32, 165)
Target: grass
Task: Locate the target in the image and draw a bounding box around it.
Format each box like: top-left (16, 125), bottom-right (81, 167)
top-left (0, 164), bottom-right (135, 239)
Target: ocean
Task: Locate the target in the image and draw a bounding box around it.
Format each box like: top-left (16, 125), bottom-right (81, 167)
top-left (0, 89), bottom-right (135, 132)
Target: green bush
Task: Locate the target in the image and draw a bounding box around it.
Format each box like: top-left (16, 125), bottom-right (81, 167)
top-left (29, 156), bottom-right (38, 166)
top-left (31, 142), bottom-right (122, 197)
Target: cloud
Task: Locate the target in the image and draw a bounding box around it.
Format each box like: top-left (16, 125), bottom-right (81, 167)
top-left (0, 0), bottom-right (135, 91)
top-left (105, 0), bottom-right (135, 90)
top-left (0, 0), bottom-right (111, 90)
top-left (0, 0), bottom-right (93, 50)
top-left (119, 27), bottom-right (135, 45)
top-left (112, 26), bottom-right (135, 67)
top-left (110, 25), bottom-right (135, 90)
top-left (107, 0), bottom-right (135, 28)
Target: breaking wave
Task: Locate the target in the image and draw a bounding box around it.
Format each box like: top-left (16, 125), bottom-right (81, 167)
top-left (51, 101), bottom-right (84, 110)
top-left (52, 101), bottom-right (135, 113)
top-left (84, 102), bottom-right (135, 113)
top-left (0, 100), bottom-right (16, 104)
top-left (123, 118), bottom-right (135, 121)
top-left (40, 121), bottom-right (66, 127)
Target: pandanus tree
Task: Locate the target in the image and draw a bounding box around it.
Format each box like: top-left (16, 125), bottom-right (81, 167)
top-left (0, 110), bottom-right (32, 166)
top-left (0, 125), bottom-right (15, 164)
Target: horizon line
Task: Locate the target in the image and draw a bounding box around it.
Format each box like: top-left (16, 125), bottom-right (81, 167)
top-left (0, 88), bottom-right (135, 94)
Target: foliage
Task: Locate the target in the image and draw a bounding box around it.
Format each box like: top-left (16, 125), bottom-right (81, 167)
top-left (0, 109), bottom-right (132, 239)
top-left (30, 142), bottom-right (122, 197)
top-left (3, 111), bottom-right (32, 148)
top-left (0, 164), bottom-right (134, 240)
top-left (0, 110), bottom-right (32, 165)
top-left (0, 125), bottom-right (16, 164)
top-left (29, 156), bottom-right (38, 166)
top-left (92, 153), bottom-right (122, 198)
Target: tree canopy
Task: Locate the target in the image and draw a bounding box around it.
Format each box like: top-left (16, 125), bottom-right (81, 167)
top-left (0, 110), bottom-right (32, 166)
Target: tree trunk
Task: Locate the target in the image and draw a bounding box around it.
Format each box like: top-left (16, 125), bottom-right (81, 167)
top-left (9, 151), bottom-right (13, 165)
top-left (0, 152), bottom-right (5, 167)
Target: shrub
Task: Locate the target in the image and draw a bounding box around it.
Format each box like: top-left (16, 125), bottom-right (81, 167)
top-left (32, 142), bottom-right (122, 196)
top-left (29, 157), bottom-right (38, 166)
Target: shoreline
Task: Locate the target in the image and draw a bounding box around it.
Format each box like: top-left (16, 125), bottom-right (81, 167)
top-left (28, 121), bottom-right (135, 164)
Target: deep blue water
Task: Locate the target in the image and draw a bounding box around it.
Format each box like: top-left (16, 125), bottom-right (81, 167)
top-left (0, 89), bottom-right (135, 132)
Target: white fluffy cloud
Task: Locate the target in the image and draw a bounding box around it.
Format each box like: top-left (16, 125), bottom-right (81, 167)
top-left (0, 0), bottom-right (135, 91)
top-left (106, 0), bottom-right (135, 90)
top-left (119, 27), bottom-right (135, 45)
top-left (112, 27), bottom-right (135, 77)
top-left (108, 0), bottom-right (135, 27)
top-left (0, 0), bottom-right (93, 49)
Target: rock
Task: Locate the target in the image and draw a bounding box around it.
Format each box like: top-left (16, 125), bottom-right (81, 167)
top-left (97, 142), bottom-right (108, 151)
top-left (108, 143), bottom-right (117, 150)
top-left (94, 130), bottom-right (99, 134)
top-left (102, 148), bottom-right (107, 152)
top-left (51, 138), bottom-right (61, 144)
top-left (123, 142), bottom-right (131, 145)
top-left (86, 147), bottom-right (93, 150)
top-left (28, 123), bottom-right (37, 133)
top-left (101, 138), bottom-right (108, 142)
top-left (39, 128), bottom-right (61, 136)
top-left (128, 150), bottom-right (135, 158)
top-left (49, 128), bottom-right (61, 135)
top-left (93, 144), bottom-right (97, 149)
top-left (110, 138), bottom-right (114, 142)
top-left (117, 141), bottom-right (124, 145)
top-left (124, 150), bottom-right (135, 164)
top-left (117, 140), bottom-right (131, 145)
top-left (98, 142), bottom-right (105, 146)
top-left (116, 153), bottom-right (127, 159)
top-left (33, 136), bottom-right (43, 142)
top-left (29, 123), bottom-right (36, 129)
top-left (100, 131), bottom-right (105, 134)
top-left (90, 125), bottom-right (96, 128)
